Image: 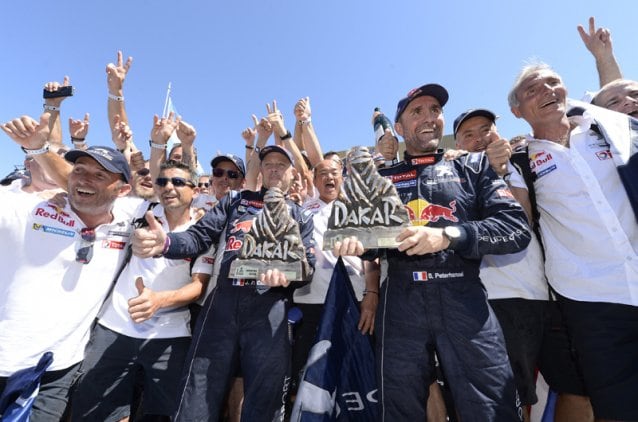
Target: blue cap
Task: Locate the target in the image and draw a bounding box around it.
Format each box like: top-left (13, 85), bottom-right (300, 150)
top-left (211, 154), bottom-right (246, 177)
top-left (65, 146), bottom-right (131, 183)
top-left (453, 108), bottom-right (497, 138)
top-left (395, 83), bottom-right (449, 122)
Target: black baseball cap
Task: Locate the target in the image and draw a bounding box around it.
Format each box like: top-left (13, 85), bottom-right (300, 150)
top-left (259, 145), bottom-right (294, 165)
top-left (65, 146), bottom-right (131, 183)
top-left (453, 109), bottom-right (497, 138)
top-left (210, 154), bottom-right (246, 176)
top-left (395, 83), bottom-right (449, 122)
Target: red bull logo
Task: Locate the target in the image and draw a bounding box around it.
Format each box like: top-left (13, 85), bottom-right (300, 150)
top-left (231, 219), bottom-right (254, 234)
top-left (405, 199), bottom-right (458, 225)
top-left (529, 151), bottom-right (553, 170)
top-left (34, 205), bottom-right (75, 227)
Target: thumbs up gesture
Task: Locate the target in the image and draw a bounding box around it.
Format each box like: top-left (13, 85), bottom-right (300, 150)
top-left (128, 276), bottom-right (161, 323)
top-left (132, 211), bottom-right (167, 258)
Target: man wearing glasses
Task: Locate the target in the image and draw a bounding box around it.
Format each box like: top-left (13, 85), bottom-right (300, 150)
top-left (0, 112), bottom-right (133, 421)
top-left (210, 153), bottom-right (246, 200)
top-left (72, 160), bottom-right (215, 421)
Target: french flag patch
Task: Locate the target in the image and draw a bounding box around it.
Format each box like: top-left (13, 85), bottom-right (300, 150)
top-left (413, 272), bottom-right (429, 281)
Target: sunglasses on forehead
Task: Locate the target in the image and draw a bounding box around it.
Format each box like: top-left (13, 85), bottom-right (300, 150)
top-left (212, 168), bottom-right (241, 179)
top-left (155, 177), bottom-right (194, 188)
top-left (76, 228), bottom-right (96, 264)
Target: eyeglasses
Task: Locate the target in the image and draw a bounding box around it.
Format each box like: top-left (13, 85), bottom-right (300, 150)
top-left (76, 228), bottom-right (96, 264)
top-left (198, 182), bottom-right (210, 188)
top-left (155, 177), bottom-right (194, 188)
top-left (136, 168), bottom-right (150, 177)
top-left (212, 168), bottom-right (241, 179)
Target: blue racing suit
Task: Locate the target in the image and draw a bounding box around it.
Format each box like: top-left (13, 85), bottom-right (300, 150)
top-left (164, 188), bottom-right (315, 422)
top-left (375, 151), bottom-right (531, 421)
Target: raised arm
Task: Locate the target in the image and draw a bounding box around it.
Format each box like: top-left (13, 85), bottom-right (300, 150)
top-left (149, 112), bottom-right (181, 182)
top-left (43, 76), bottom-right (72, 148)
top-left (106, 51), bottom-right (133, 133)
top-left (577, 16), bottom-right (622, 88)
top-left (294, 97), bottom-right (323, 168)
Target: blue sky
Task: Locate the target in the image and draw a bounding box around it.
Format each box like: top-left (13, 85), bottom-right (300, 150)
top-left (0, 1), bottom-right (634, 175)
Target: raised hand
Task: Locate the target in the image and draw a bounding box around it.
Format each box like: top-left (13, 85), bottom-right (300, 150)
top-left (43, 76), bottom-right (71, 107)
top-left (69, 113), bottom-right (90, 140)
top-left (176, 119), bottom-right (196, 148)
top-left (484, 131), bottom-right (512, 177)
top-left (106, 50), bottom-right (133, 94)
top-left (577, 17), bottom-right (614, 60)
top-left (150, 112), bottom-right (180, 146)
top-left (1, 112), bottom-right (51, 150)
top-left (111, 114), bottom-right (133, 151)
top-left (266, 100), bottom-right (287, 137)
top-left (241, 115), bottom-right (258, 147)
top-left (294, 97), bottom-right (311, 122)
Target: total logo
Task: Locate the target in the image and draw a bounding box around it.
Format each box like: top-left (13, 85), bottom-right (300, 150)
top-left (405, 199), bottom-right (458, 226)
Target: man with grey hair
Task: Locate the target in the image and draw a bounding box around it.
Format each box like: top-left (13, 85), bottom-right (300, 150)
top-left (509, 62), bottom-right (638, 422)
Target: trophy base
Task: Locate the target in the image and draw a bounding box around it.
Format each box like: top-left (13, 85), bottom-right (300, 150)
top-left (323, 225), bottom-right (409, 250)
top-left (229, 259), bottom-right (305, 281)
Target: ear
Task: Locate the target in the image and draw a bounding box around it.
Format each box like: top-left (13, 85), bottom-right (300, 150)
top-left (394, 121), bottom-right (404, 137)
top-left (511, 106), bottom-right (522, 119)
top-left (117, 183), bottom-right (133, 198)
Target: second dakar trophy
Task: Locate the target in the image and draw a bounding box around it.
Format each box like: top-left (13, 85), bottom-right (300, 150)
top-left (229, 187), bottom-right (311, 281)
top-left (323, 146), bottom-right (410, 249)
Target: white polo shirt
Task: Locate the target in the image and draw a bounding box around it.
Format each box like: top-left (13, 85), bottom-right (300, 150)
top-left (528, 111), bottom-right (638, 306)
top-left (480, 163), bottom-right (549, 300)
top-left (294, 198), bottom-right (365, 304)
top-left (98, 204), bottom-right (215, 339)
top-left (0, 191), bottom-right (133, 376)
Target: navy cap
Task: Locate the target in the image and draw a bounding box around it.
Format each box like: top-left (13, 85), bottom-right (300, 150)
top-left (65, 146), bottom-right (131, 183)
top-left (210, 154), bottom-right (246, 176)
top-left (395, 83), bottom-right (449, 122)
top-left (259, 145), bottom-right (294, 165)
top-left (452, 109), bottom-right (497, 138)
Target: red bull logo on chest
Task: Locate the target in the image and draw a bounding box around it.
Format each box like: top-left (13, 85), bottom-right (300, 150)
top-left (405, 199), bottom-right (458, 225)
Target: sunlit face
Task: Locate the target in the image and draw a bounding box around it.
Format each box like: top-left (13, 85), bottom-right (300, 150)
top-left (168, 146), bottom-right (183, 162)
top-left (67, 157), bottom-right (130, 217)
top-left (595, 80), bottom-right (638, 117)
top-left (155, 167), bottom-right (196, 211)
top-left (395, 96), bottom-right (444, 155)
top-left (455, 116), bottom-right (496, 152)
top-left (260, 152), bottom-right (293, 192)
top-left (197, 175), bottom-right (211, 195)
top-left (314, 159), bottom-right (343, 203)
top-left (211, 161), bottom-right (244, 200)
top-left (132, 163), bottom-right (155, 200)
top-left (511, 69), bottom-right (568, 129)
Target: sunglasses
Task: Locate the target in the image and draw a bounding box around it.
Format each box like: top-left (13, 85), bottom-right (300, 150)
top-left (212, 168), bottom-right (241, 179)
top-left (155, 177), bottom-right (194, 188)
top-left (76, 228), bottom-right (96, 264)
top-left (198, 182), bottom-right (210, 188)
top-left (136, 168), bottom-right (151, 177)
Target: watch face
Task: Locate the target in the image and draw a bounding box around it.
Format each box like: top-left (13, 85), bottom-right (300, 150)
top-left (445, 226), bottom-right (461, 239)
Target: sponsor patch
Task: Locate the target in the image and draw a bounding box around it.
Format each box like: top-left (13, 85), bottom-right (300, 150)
top-left (496, 188), bottom-right (515, 199)
top-left (231, 219), bottom-right (253, 234)
top-left (107, 230), bottom-right (130, 238)
top-left (388, 170), bottom-right (417, 183)
top-left (537, 164), bottom-right (557, 178)
top-left (411, 156), bottom-right (436, 166)
top-left (34, 206), bottom-right (75, 227)
top-left (203, 257), bottom-right (215, 264)
top-left (225, 235), bottom-right (243, 251)
top-left (394, 179), bottom-right (417, 189)
top-left (595, 150), bottom-right (613, 160)
top-left (102, 239), bottom-right (126, 250)
top-left (32, 223), bottom-right (75, 238)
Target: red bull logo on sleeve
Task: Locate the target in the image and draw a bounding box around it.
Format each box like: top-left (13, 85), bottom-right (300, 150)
top-left (406, 199), bottom-right (458, 225)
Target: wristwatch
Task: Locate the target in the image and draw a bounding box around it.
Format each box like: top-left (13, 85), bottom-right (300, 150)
top-left (443, 226), bottom-right (464, 249)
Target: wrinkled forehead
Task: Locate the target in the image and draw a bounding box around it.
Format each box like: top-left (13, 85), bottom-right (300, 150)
top-left (518, 69), bottom-right (562, 91)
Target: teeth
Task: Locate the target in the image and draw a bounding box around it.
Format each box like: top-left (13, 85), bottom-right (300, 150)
top-left (77, 188), bottom-right (94, 195)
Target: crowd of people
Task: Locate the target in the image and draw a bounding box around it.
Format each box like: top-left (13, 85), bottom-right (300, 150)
top-left (0, 15), bottom-right (637, 422)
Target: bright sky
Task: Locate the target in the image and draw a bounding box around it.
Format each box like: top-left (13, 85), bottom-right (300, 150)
top-left (0, 1), bottom-right (634, 175)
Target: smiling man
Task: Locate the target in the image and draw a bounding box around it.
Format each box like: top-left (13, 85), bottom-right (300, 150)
top-left (0, 112), bottom-right (133, 421)
top-left (509, 63), bottom-right (638, 422)
top-left (592, 79), bottom-right (638, 117)
top-left (72, 160), bottom-right (214, 421)
top-left (336, 83), bottom-right (531, 421)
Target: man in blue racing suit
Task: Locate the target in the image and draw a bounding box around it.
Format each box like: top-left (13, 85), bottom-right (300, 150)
top-left (335, 83), bottom-right (531, 421)
top-left (132, 145), bottom-right (315, 421)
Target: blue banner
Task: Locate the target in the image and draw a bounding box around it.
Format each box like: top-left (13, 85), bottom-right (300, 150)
top-left (291, 258), bottom-right (378, 421)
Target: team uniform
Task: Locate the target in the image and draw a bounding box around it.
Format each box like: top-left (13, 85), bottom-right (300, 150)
top-left (164, 188), bottom-right (315, 422)
top-left (0, 190), bottom-right (134, 419)
top-left (375, 151), bottom-right (531, 421)
top-left (72, 203), bottom-right (215, 421)
top-left (527, 102), bottom-right (638, 420)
